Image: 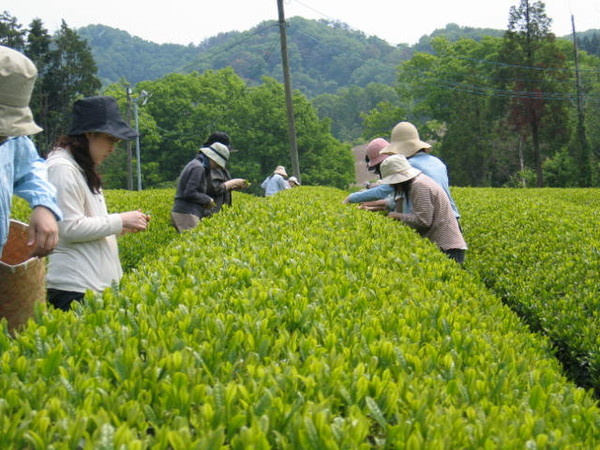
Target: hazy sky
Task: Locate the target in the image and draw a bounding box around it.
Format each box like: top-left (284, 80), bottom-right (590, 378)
top-left (5, 0), bottom-right (600, 46)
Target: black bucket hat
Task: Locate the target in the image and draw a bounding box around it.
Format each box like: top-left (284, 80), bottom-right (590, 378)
top-left (67, 96), bottom-right (137, 140)
top-left (203, 131), bottom-right (230, 147)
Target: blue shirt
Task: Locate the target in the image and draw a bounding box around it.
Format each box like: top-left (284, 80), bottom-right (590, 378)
top-left (407, 153), bottom-right (460, 218)
top-left (346, 183), bottom-right (395, 210)
top-left (261, 173), bottom-right (289, 197)
top-left (0, 136), bottom-right (62, 252)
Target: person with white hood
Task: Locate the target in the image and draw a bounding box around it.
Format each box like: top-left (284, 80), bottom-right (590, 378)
top-left (171, 135), bottom-right (246, 232)
top-left (288, 176), bottom-right (300, 188)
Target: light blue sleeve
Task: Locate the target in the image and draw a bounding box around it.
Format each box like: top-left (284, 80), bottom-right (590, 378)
top-left (12, 137), bottom-right (63, 220)
top-left (346, 184), bottom-right (395, 203)
top-left (277, 176), bottom-right (288, 191)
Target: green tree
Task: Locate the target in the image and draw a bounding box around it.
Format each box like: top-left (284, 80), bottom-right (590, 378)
top-left (361, 101), bottom-right (407, 141)
top-left (100, 70), bottom-right (353, 190)
top-left (313, 83), bottom-right (400, 142)
top-left (135, 68), bottom-right (248, 186)
top-left (231, 77), bottom-right (354, 190)
top-left (26, 19), bottom-right (53, 152)
top-left (41, 20), bottom-right (101, 151)
top-left (497, 0), bottom-right (570, 186)
top-left (387, 37), bottom-right (504, 186)
top-left (99, 83), bottom-right (161, 189)
top-left (0, 11), bottom-right (25, 49)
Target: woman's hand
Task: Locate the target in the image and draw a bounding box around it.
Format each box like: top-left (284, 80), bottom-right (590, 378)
top-left (120, 210), bottom-right (150, 233)
top-left (27, 206), bottom-right (59, 257)
top-left (224, 178), bottom-right (247, 190)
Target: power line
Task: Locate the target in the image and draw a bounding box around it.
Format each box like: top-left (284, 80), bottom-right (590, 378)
top-left (443, 54), bottom-right (600, 74)
top-left (178, 22), bottom-right (279, 72)
top-left (293, 0), bottom-right (339, 23)
top-left (422, 78), bottom-right (600, 103)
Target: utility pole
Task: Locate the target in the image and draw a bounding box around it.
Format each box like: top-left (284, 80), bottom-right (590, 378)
top-left (277, 0), bottom-right (301, 181)
top-left (132, 90), bottom-right (152, 191)
top-left (126, 86), bottom-right (134, 190)
top-left (133, 101), bottom-right (142, 191)
top-left (571, 14), bottom-right (590, 186)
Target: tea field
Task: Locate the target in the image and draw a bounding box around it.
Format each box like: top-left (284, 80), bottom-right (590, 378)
top-left (454, 188), bottom-right (600, 395)
top-left (3, 187), bottom-right (600, 448)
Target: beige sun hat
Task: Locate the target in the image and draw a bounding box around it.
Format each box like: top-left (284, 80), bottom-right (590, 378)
top-left (274, 166), bottom-right (288, 177)
top-left (288, 176), bottom-right (300, 186)
top-left (200, 142), bottom-right (230, 168)
top-left (0, 46), bottom-right (42, 137)
top-left (380, 154), bottom-right (422, 184)
top-left (380, 122), bottom-right (431, 157)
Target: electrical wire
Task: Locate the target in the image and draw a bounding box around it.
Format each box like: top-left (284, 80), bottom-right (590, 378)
top-left (443, 54), bottom-right (600, 74)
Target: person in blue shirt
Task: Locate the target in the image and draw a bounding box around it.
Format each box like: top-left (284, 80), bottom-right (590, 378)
top-left (380, 121), bottom-right (460, 220)
top-left (261, 165), bottom-right (289, 197)
top-left (343, 138), bottom-right (395, 209)
top-left (0, 45), bottom-right (62, 257)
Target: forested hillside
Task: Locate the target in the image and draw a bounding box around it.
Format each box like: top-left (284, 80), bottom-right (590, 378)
top-left (78, 18), bottom-right (408, 97)
top-left (2, 7), bottom-right (600, 189)
top-left (79, 19), bottom-right (600, 97)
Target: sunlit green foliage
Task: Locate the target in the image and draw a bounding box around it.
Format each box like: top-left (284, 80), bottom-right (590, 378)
top-left (3, 188), bottom-right (600, 447)
top-left (457, 187), bottom-right (600, 394)
top-left (103, 71), bottom-right (354, 191)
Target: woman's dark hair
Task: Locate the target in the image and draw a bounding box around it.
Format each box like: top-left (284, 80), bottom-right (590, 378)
top-left (203, 131), bottom-right (230, 147)
top-left (55, 134), bottom-right (102, 194)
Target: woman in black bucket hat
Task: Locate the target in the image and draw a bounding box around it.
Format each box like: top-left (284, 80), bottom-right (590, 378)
top-left (45, 96), bottom-right (150, 311)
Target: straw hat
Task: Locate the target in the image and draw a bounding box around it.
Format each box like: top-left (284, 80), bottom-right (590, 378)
top-left (200, 142), bottom-right (230, 168)
top-left (0, 46), bottom-right (42, 137)
top-left (381, 122), bottom-right (431, 157)
top-left (274, 166), bottom-right (288, 177)
top-left (380, 154), bottom-right (421, 184)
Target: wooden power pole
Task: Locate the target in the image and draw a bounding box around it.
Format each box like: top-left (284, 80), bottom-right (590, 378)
top-left (277, 0), bottom-right (301, 181)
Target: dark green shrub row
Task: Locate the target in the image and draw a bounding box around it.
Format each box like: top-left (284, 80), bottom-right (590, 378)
top-left (456, 187), bottom-right (600, 393)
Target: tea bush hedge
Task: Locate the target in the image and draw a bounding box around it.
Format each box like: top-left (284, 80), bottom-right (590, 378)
top-left (455, 187), bottom-right (600, 394)
top-left (2, 187), bottom-right (600, 447)
top-left (9, 189), bottom-right (178, 273)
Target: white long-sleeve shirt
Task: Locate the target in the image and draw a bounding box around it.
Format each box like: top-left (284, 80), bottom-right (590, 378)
top-left (46, 148), bottom-right (123, 293)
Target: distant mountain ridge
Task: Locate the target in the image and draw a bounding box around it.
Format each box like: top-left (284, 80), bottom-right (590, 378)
top-left (78, 19), bottom-right (599, 97)
top-left (79, 17), bottom-right (408, 97)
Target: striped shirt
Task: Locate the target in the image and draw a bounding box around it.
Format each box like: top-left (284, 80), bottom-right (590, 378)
top-left (392, 173), bottom-right (466, 251)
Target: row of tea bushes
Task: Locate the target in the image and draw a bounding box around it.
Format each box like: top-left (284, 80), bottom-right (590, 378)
top-left (2, 187), bottom-right (600, 447)
top-left (104, 189), bottom-right (178, 272)
top-left (9, 189), bottom-right (179, 273)
top-left (455, 188), bottom-right (600, 393)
